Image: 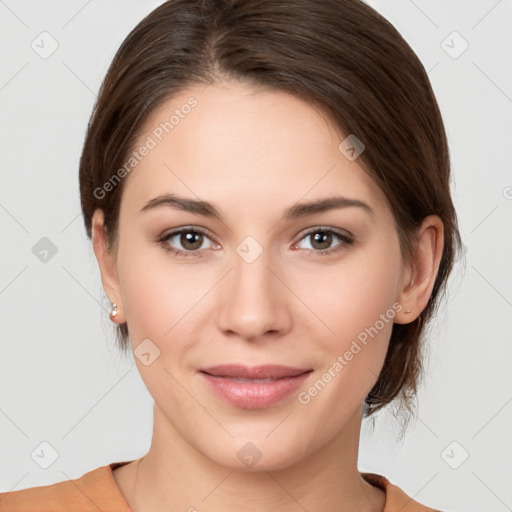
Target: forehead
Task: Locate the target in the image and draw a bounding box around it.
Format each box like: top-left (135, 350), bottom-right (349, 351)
top-left (120, 81), bottom-right (391, 221)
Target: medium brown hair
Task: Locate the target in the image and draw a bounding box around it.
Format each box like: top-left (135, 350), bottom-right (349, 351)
top-left (79, 0), bottom-right (463, 427)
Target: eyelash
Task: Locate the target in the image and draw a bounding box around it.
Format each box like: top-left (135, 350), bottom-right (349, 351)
top-left (157, 226), bottom-right (355, 258)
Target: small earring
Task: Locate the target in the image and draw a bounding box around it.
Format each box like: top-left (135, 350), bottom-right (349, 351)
top-left (405, 309), bottom-right (411, 314)
top-left (109, 302), bottom-right (118, 321)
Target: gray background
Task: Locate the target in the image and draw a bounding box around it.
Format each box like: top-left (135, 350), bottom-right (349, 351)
top-left (1, 1), bottom-right (511, 510)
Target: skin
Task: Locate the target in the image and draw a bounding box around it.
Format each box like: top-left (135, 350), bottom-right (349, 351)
top-left (92, 80), bottom-right (444, 512)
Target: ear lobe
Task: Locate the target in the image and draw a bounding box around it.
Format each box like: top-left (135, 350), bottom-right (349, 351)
top-left (91, 208), bottom-right (125, 323)
top-left (394, 215), bottom-right (444, 325)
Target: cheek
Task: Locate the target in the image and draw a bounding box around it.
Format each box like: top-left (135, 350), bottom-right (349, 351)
top-left (292, 238), bottom-right (402, 412)
top-left (116, 236), bottom-right (218, 350)
top-left (115, 241), bottom-right (202, 396)
top-left (116, 238), bottom-right (179, 340)
top-left (296, 273), bottom-right (398, 424)
top-left (296, 242), bottom-right (402, 351)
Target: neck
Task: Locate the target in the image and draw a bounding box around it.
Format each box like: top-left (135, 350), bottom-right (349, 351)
top-left (115, 404), bottom-right (385, 512)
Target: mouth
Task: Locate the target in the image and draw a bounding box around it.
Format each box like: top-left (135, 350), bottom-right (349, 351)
top-left (200, 364), bottom-right (312, 379)
top-left (198, 364), bottom-right (313, 408)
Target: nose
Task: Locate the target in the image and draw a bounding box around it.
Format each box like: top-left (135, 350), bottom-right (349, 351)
top-left (216, 243), bottom-right (291, 342)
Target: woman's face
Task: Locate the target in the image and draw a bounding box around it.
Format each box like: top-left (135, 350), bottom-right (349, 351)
top-left (96, 80), bottom-right (412, 470)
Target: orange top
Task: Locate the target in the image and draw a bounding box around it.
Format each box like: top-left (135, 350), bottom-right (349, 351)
top-left (0, 461), bottom-right (441, 511)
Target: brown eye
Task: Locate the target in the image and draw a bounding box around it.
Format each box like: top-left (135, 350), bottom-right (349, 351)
top-left (295, 228), bottom-right (354, 256)
top-left (178, 231), bottom-right (204, 251)
top-left (310, 231), bottom-right (334, 250)
top-left (159, 227), bottom-right (217, 257)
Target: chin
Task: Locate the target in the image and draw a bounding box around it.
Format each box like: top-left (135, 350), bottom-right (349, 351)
top-left (199, 435), bottom-right (312, 473)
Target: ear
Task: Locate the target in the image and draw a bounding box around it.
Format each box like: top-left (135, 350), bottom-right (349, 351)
top-left (91, 208), bottom-right (125, 324)
top-left (394, 215), bottom-right (444, 325)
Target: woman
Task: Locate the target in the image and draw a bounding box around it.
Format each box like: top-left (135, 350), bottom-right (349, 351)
top-left (0, 0), bottom-right (461, 510)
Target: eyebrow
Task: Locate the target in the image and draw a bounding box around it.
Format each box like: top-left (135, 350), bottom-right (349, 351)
top-left (140, 193), bottom-right (375, 221)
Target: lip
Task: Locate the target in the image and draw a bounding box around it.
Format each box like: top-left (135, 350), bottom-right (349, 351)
top-left (199, 364), bottom-right (312, 408)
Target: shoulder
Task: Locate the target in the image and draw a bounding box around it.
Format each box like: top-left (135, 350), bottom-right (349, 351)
top-left (0, 462), bottom-right (131, 512)
top-left (362, 472), bottom-right (444, 512)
